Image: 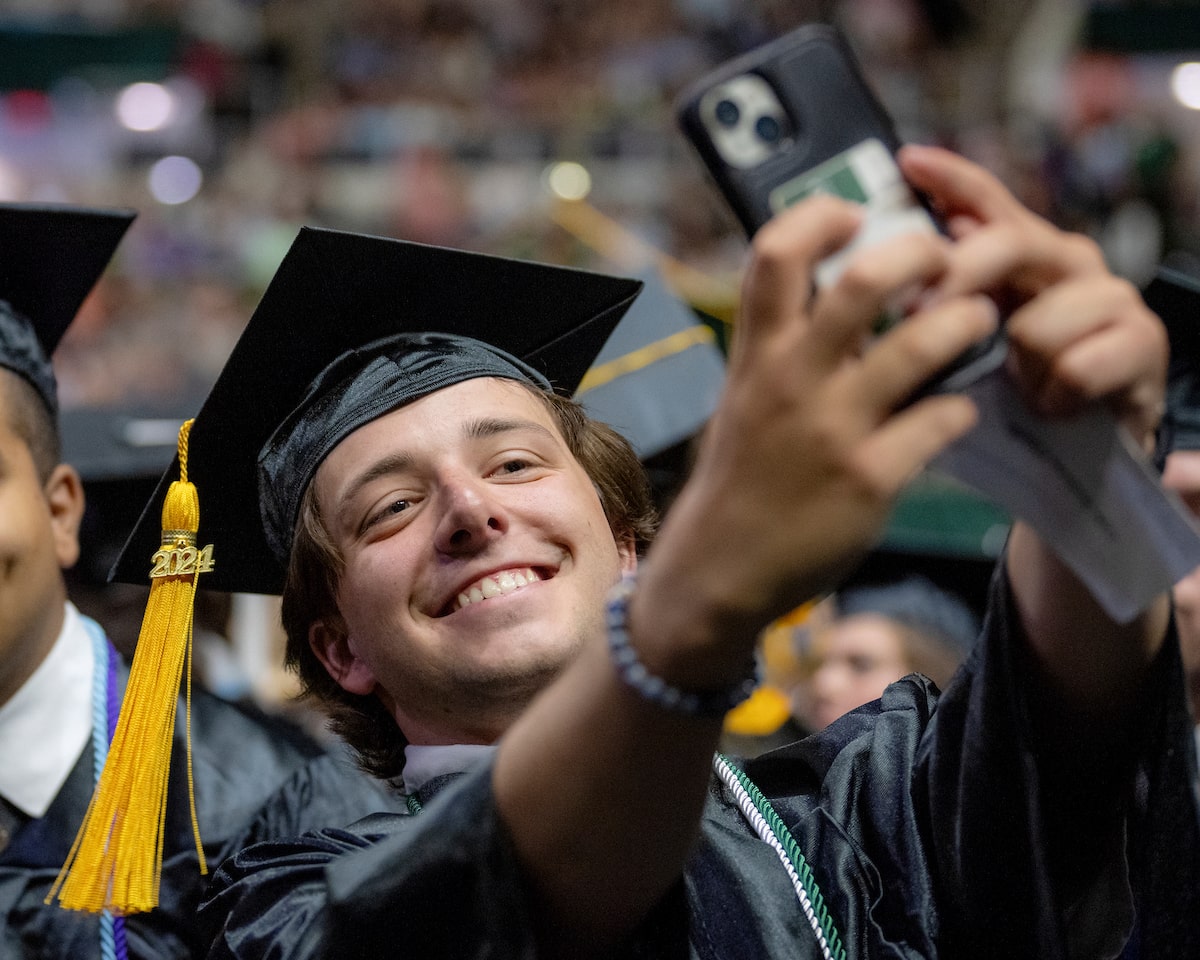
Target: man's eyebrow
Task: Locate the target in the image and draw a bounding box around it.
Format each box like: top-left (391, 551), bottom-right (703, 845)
top-left (464, 416), bottom-right (557, 442)
top-left (340, 451), bottom-right (415, 505)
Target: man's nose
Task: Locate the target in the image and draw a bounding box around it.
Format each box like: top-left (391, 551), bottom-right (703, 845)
top-left (434, 475), bottom-right (506, 553)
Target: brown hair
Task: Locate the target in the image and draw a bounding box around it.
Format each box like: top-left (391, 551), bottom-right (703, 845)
top-left (280, 384), bottom-right (658, 782)
top-left (0, 369), bottom-right (60, 483)
top-left (891, 622), bottom-right (965, 691)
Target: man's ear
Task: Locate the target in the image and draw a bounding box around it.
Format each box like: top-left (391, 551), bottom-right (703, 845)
top-left (44, 463), bottom-right (84, 570)
top-left (617, 533), bottom-right (638, 577)
top-left (309, 618), bottom-right (379, 696)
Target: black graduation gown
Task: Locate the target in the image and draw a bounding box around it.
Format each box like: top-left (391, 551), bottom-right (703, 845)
top-left (200, 574), bottom-right (1200, 959)
top-left (0, 668), bottom-right (406, 959)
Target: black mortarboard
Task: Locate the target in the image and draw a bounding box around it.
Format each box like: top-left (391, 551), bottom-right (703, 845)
top-left (112, 227), bottom-right (644, 595)
top-left (1144, 265), bottom-right (1200, 454)
top-left (0, 203), bottom-right (135, 413)
top-left (61, 402), bottom-right (201, 587)
top-left (834, 573), bottom-right (981, 654)
top-left (575, 266), bottom-right (725, 460)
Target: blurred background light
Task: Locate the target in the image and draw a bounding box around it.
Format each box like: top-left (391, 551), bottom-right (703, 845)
top-left (1171, 62), bottom-right (1200, 110)
top-left (3, 89), bottom-right (54, 132)
top-left (116, 81), bottom-right (175, 131)
top-left (148, 154), bottom-right (202, 204)
top-left (545, 161), bottom-right (592, 201)
top-left (0, 159), bottom-right (24, 201)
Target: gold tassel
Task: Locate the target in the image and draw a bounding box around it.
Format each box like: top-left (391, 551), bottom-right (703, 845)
top-left (49, 419), bottom-right (212, 915)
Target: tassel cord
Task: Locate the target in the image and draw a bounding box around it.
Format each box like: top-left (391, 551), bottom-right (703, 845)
top-left (49, 419), bottom-right (210, 915)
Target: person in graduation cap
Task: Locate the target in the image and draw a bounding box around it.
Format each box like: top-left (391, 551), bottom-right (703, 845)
top-left (0, 204), bottom-right (404, 960)
top-left (794, 574), bottom-right (978, 735)
top-left (1153, 265), bottom-right (1200, 725)
top-left (1108, 264), bottom-right (1200, 960)
top-left (109, 145), bottom-right (1186, 959)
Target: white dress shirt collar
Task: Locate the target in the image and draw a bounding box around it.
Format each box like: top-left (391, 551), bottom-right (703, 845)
top-left (0, 603), bottom-right (95, 817)
top-left (401, 742), bottom-right (496, 795)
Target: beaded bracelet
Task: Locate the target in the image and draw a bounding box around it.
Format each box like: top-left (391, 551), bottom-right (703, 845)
top-left (606, 574), bottom-right (760, 718)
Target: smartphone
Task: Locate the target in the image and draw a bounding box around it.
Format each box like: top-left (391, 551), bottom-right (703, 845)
top-left (676, 23), bottom-right (1004, 391)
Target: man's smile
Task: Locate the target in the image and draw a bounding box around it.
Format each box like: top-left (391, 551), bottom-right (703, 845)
top-left (447, 567), bottom-right (547, 614)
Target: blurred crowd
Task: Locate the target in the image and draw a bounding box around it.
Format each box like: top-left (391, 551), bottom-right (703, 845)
top-left (0, 0), bottom-right (1196, 416)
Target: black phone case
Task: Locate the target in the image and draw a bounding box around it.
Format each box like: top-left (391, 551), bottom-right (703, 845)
top-left (676, 23), bottom-right (1005, 393)
top-left (676, 24), bottom-right (910, 238)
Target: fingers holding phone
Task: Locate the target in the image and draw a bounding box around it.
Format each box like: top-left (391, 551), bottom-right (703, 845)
top-left (899, 144), bottom-right (1167, 447)
top-left (731, 193), bottom-right (987, 428)
top-left (899, 144), bottom-right (1108, 296)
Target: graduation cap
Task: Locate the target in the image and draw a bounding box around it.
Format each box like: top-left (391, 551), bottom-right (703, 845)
top-left (0, 203), bottom-right (135, 413)
top-left (54, 228), bottom-right (643, 916)
top-left (575, 266), bottom-right (725, 460)
top-left (1143, 265), bottom-right (1200, 454)
top-left (834, 572), bottom-right (981, 655)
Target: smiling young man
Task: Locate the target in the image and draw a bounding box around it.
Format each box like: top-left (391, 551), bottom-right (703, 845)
top-left (113, 146), bottom-right (1190, 959)
top-left (307, 377), bottom-right (639, 746)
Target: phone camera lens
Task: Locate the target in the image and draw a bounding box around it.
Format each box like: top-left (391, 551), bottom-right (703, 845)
top-left (755, 114), bottom-right (782, 143)
top-left (714, 99), bottom-right (740, 127)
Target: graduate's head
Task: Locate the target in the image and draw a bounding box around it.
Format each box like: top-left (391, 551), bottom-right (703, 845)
top-left (0, 353), bottom-right (59, 483)
top-left (799, 575), bottom-right (976, 732)
top-left (0, 358), bottom-right (83, 710)
top-left (293, 375), bottom-right (654, 773)
top-left (1146, 266), bottom-right (1200, 712)
top-left (115, 227), bottom-right (654, 778)
top-left (0, 203), bottom-right (133, 707)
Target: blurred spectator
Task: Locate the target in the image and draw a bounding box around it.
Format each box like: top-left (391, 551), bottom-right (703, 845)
top-left (720, 572), bottom-right (981, 757)
top-left (1147, 265), bottom-right (1200, 731)
top-left (1163, 449), bottom-right (1200, 728)
top-left (794, 574), bottom-right (980, 732)
top-left (1118, 264), bottom-right (1200, 960)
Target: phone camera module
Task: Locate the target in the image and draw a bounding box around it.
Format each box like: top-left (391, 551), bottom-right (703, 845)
top-left (754, 114), bottom-right (782, 143)
top-left (698, 74), bottom-right (790, 169)
top-left (714, 99), bottom-right (741, 127)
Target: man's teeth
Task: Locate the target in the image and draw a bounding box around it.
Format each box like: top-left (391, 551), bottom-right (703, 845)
top-left (456, 568), bottom-right (539, 610)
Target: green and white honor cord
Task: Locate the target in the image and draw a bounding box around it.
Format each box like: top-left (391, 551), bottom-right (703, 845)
top-left (713, 754), bottom-right (847, 960)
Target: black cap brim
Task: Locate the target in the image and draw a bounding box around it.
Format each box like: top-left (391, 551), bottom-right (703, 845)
top-left (111, 227), bottom-right (643, 595)
top-left (575, 267), bottom-right (725, 460)
top-left (1143, 266), bottom-right (1200, 452)
top-left (1144, 265), bottom-right (1200, 361)
top-left (0, 203), bottom-right (135, 352)
top-left (0, 203), bottom-right (135, 407)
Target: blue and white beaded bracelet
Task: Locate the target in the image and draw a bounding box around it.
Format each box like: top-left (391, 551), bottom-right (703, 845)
top-left (606, 574), bottom-right (760, 718)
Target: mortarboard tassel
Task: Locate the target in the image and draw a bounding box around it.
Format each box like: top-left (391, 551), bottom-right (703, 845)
top-left (49, 419), bottom-right (210, 914)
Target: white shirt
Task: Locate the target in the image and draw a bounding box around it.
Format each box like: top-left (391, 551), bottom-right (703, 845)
top-left (401, 743), bottom-right (496, 795)
top-left (0, 603), bottom-right (94, 817)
